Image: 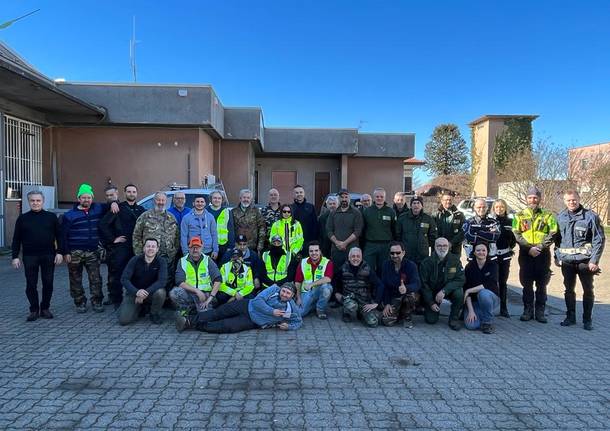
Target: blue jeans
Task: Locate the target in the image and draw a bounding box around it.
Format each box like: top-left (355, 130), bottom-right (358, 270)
top-left (464, 289), bottom-right (500, 330)
top-left (300, 283), bottom-right (332, 316)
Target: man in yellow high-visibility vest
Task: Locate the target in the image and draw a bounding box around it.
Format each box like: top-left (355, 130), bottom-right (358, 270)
top-left (294, 241), bottom-right (334, 319)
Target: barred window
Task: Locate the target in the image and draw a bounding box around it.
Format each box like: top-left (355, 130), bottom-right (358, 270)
top-left (3, 115), bottom-right (43, 200)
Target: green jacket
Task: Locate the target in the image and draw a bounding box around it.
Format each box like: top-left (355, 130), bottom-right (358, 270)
top-left (419, 252), bottom-right (465, 306)
top-left (396, 210), bottom-right (438, 264)
top-left (362, 204), bottom-right (396, 242)
top-left (434, 205), bottom-right (465, 254)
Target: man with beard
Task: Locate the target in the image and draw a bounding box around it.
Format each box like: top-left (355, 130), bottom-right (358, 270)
top-left (60, 184), bottom-right (108, 313)
top-left (295, 241), bottom-right (334, 320)
top-left (99, 184), bottom-right (145, 309)
top-left (260, 235), bottom-right (295, 287)
top-left (180, 195), bottom-right (218, 259)
top-left (233, 188), bottom-right (266, 254)
top-left (512, 186), bottom-right (558, 323)
top-left (396, 196), bottom-right (438, 266)
top-left (327, 188), bottom-right (364, 269)
top-left (261, 188), bottom-right (282, 245)
top-left (555, 190), bottom-right (605, 330)
top-left (434, 193), bottom-right (465, 257)
top-left (291, 185), bottom-right (319, 248)
top-left (419, 237), bottom-right (465, 330)
top-left (393, 192), bottom-right (408, 218)
top-left (318, 195), bottom-right (338, 258)
top-left (359, 194), bottom-right (372, 210)
top-left (217, 249), bottom-right (255, 306)
top-left (132, 192), bottom-right (180, 298)
top-left (380, 241), bottom-right (420, 328)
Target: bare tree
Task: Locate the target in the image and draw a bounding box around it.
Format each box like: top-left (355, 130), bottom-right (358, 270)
top-left (568, 148), bottom-right (610, 224)
top-left (497, 138), bottom-right (570, 213)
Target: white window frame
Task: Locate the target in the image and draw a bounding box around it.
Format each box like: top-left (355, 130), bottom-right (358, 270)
top-left (3, 115), bottom-right (43, 200)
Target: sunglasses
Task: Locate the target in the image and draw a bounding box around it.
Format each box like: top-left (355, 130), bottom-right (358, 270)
top-left (282, 210), bottom-right (292, 213)
top-left (390, 251), bottom-right (402, 255)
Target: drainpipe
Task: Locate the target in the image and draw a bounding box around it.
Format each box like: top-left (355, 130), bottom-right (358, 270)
top-left (0, 113), bottom-right (5, 247)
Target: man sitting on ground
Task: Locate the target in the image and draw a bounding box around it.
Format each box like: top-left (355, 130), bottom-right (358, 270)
top-left (217, 249), bottom-right (255, 306)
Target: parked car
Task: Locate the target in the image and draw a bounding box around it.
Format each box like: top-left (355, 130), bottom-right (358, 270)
top-left (457, 197), bottom-right (515, 220)
top-left (138, 188), bottom-right (229, 210)
top-left (322, 192), bottom-right (364, 209)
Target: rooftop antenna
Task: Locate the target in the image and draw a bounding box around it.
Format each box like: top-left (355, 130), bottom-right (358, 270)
top-left (129, 16), bottom-right (140, 82)
top-left (357, 120), bottom-right (368, 130)
top-left (0, 9), bottom-right (40, 30)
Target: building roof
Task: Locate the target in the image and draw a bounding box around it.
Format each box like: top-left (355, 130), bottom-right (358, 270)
top-left (404, 157), bottom-right (425, 165)
top-left (468, 114), bottom-right (539, 127)
top-left (0, 42), bottom-right (105, 123)
top-left (568, 141), bottom-right (610, 152)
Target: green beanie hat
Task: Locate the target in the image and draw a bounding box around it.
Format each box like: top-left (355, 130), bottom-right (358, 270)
top-left (77, 183), bottom-right (94, 199)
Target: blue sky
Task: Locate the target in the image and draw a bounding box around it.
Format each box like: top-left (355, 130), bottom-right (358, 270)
top-left (2, 1), bottom-right (609, 185)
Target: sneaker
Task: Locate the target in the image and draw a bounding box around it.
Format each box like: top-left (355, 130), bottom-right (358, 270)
top-left (342, 314), bottom-right (352, 323)
top-left (448, 319), bottom-right (461, 331)
top-left (402, 318), bottom-right (414, 329)
top-left (75, 304), bottom-right (87, 313)
top-left (481, 323), bottom-right (495, 334)
top-left (150, 313), bottom-right (163, 325)
top-left (40, 310), bottom-right (54, 319)
top-left (583, 321), bottom-right (593, 331)
top-left (92, 303), bottom-right (105, 313)
top-left (535, 309), bottom-right (547, 324)
top-left (175, 312), bottom-right (191, 332)
top-left (316, 310), bottom-right (328, 320)
top-left (26, 311), bottom-right (39, 322)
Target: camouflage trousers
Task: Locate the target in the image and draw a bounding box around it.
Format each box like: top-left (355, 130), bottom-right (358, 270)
top-left (169, 287), bottom-right (217, 314)
top-left (381, 292), bottom-right (419, 326)
top-left (343, 292), bottom-right (379, 327)
top-left (67, 250), bottom-right (102, 306)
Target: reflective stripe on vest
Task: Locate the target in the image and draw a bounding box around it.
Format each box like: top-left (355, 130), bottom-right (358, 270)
top-left (216, 208), bottom-right (229, 246)
top-left (300, 257), bottom-right (329, 290)
top-left (263, 252), bottom-right (290, 281)
top-left (181, 255), bottom-right (211, 292)
top-left (220, 262), bottom-right (254, 297)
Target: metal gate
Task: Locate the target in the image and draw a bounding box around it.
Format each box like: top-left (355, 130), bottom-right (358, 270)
top-left (3, 114), bottom-right (43, 200)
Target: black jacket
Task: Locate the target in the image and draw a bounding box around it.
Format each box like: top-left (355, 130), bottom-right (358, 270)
top-left (291, 199), bottom-right (319, 246)
top-left (99, 201), bottom-right (145, 248)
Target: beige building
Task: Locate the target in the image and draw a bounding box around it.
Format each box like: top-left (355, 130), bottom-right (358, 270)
top-left (469, 114), bottom-right (538, 197)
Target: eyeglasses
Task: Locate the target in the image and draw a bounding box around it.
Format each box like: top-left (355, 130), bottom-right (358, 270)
top-left (390, 251), bottom-right (402, 255)
top-left (282, 210), bottom-right (292, 214)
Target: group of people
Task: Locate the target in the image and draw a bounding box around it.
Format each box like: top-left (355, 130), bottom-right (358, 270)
top-left (11, 181), bottom-right (605, 334)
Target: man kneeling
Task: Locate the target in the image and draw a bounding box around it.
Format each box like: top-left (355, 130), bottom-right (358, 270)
top-left (176, 282), bottom-right (302, 333)
top-left (118, 238), bottom-right (167, 325)
top-left (338, 247), bottom-right (383, 327)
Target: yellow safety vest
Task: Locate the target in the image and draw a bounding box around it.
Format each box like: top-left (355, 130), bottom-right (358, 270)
top-left (181, 255), bottom-right (212, 292)
top-left (512, 207), bottom-right (558, 246)
top-left (300, 257), bottom-right (330, 291)
top-left (219, 261), bottom-right (254, 297)
top-left (270, 218), bottom-right (304, 255)
top-left (216, 208), bottom-right (230, 246)
top-left (263, 252), bottom-right (290, 283)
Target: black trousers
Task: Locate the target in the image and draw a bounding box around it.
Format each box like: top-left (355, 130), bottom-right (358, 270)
top-left (561, 261), bottom-right (595, 321)
top-left (497, 254), bottom-right (511, 310)
top-left (194, 299), bottom-right (257, 333)
top-left (23, 255), bottom-right (55, 312)
top-left (106, 244), bottom-right (133, 304)
top-left (215, 291), bottom-right (256, 307)
top-left (518, 248), bottom-right (550, 308)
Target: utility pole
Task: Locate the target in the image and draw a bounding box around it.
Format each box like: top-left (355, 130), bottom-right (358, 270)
top-left (129, 16), bottom-right (139, 82)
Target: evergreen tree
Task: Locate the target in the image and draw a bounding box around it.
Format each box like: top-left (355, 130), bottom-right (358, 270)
top-left (424, 124), bottom-right (469, 176)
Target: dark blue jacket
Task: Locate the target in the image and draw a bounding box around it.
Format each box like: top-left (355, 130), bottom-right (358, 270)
top-left (555, 206), bottom-right (605, 264)
top-left (61, 203), bottom-right (107, 253)
top-left (291, 199), bottom-right (319, 247)
top-left (380, 258), bottom-right (420, 305)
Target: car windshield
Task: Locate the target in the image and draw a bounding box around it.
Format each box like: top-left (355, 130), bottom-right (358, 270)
top-left (139, 192), bottom-right (214, 210)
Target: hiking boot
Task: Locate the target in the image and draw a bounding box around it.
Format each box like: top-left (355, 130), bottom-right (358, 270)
top-left (481, 323), bottom-right (495, 334)
top-left (583, 321), bottom-right (593, 331)
top-left (150, 313), bottom-right (163, 325)
top-left (40, 310), bottom-right (54, 319)
top-left (448, 319), bottom-right (461, 331)
top-left (560, 312), bottom-right (576, 327)
top-left (75, 304), bottom-right (87, 313)
top-left (316, 310), bottom-right (328, 320)
top-left (102, 298), bottom-right (114, 306)
top-left (329, 301), bottom-right (341, 309)
top-left (500, 307), bottom-right (510, 318)
top-left (342, 314), bottom-right (352, 323)
top-left (26, 311), bottom-right (39, 322)
top-left (535, 308), bottom-right (547, 323)
top-left (402, 318), bottom-right (414, 329)
top-left (92, 303), bottom-right (105, 313)
top-left (175, 312), bottom-right (191, 332)
top-left (520, 306), bottom-right (534, 321)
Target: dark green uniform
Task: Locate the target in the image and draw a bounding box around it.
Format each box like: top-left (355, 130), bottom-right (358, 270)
top-left (434, 205), bottom-right (465, 256)
top-left (396, 210), bottom-right (438, 265)
top-left (419, 252), bottom-right (464, 324)
top-left (362, 204), bottom-right (396, 274)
